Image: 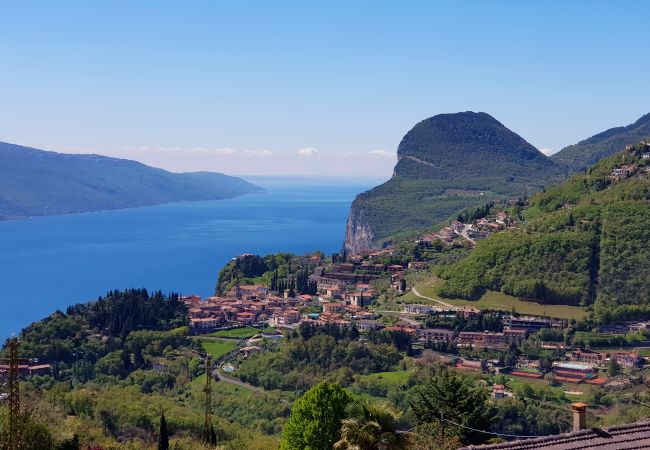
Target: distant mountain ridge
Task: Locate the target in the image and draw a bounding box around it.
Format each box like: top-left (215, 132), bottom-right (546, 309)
top-left (0, 141), bottom-right (263, 219)
top-left (552, 113), bottom-right (650, 173)
top-left (344, 112), bottom-right (565, 253)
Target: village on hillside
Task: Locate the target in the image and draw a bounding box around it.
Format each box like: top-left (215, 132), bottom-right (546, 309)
top-left (185, 229), bottom-right (649, 397)
top-left (142, 140), bottom-right (650, 399)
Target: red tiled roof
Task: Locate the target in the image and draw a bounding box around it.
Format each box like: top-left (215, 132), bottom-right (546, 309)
top-left (510, 370), bottom-right (544, 379)
top-left (460, 420), bottom-right (650, 450)
top-left (554, 370), bottom-right (586, 378)
top-left (555, 376), bottom-right (583, 384)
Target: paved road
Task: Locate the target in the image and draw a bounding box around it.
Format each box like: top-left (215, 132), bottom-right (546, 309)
top-left (373, 309), bottom-right (420, 316)
top-left (458, 226), bottom-right (476, 245)
top-left (411, 287), bottom-right (459, 311)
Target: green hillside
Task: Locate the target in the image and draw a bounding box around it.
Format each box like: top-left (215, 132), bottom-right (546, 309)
top-left (0, 141), bottom-right (263, 219)
top-left (439, 140), bottom-right (650, 323)
top-left (552, 112), bottom-right (650, 173)
top-left (344, 112), bottom-right (565, 252)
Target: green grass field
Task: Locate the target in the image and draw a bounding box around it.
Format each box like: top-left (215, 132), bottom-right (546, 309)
top-left (208, 327), bottom-right (262, 339)
top-left (402, 277), bottom-right (586, 320)
top-left (573, 332), bottom-right (621, 340)
top-left (443, 291), bottom-right (586, 320)
top-left (358, 370), bottom-right (412, 385)
top-left (397, 290), bottom-right (430, 304)
top-left (200, 339), bottom-right (238, 359)
top-left (504, 375), bottom-right (594, 403)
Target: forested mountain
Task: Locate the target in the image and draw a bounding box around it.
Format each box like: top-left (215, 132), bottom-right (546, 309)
top-left (0, 141), bottom-right (263, 219)
top-left (552, 112), bottom-right (650, 173)
top-left (344, 112), bottom-right (565, 252)
top-left (18, 289), bottom-right (188, 379)
top-left (439, 140), bottom-right (650, 323)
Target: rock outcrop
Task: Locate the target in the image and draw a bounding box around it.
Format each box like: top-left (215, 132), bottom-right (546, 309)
top-left (343, 202), bottom-right (376, 254)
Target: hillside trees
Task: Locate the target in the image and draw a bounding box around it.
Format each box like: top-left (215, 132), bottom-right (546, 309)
top-left (438, 142), bottom-right (650, 321)
top-left (409, 370), bottom-right (492, 445)
top-left (216, 252), bottom-right (320, 295)
top-left (13, 289), bottom-right (189, 382)
top-left (280, 382), bottom-right (352, 450)
top-left (236, 332), bottom-right (401, 391)
top-left (334, 399), bottom-right (410, 450)
top-left (439, 231), bottom-right (596, 304)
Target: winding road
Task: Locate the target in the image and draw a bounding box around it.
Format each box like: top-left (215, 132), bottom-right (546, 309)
top-left (411, 287), bottom-right (459, 311)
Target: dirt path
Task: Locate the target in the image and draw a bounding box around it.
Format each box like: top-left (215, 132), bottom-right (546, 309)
top-left (215, 370), bottom-right (292, 405)
top-left (411, 287), bottom-right (459, 311)
top-left (215, 370), bottom-right (265, 392)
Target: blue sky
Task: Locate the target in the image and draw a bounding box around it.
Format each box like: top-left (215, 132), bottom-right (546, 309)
top-left (1, 1), bottom-right (649, 176)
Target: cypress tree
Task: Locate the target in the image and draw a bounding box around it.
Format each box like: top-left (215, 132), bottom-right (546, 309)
top-left (210, 424), bottom-right (217, 446)
top-left (158, 413), bottom-right (169, 450)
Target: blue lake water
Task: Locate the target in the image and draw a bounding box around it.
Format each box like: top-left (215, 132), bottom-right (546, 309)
top-left (0, 177), bottom-right (380, 336)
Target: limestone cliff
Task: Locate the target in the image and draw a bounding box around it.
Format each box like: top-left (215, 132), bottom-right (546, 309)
top-left (343, 201), bottom-right (376, 254)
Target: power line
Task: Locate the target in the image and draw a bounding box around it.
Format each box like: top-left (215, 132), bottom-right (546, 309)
top-left (428, 400), bottom-right (574, 441)
top-left (626, 397), bottom-right (650, 409)
top-left (203, 355), bottom-right (213, 445)
top-left (0, 337), bottom-right (29, 450)
top-left (529, 398), bottom-right (573, 412)
top-left (440, 417), bottom-right (543, 440)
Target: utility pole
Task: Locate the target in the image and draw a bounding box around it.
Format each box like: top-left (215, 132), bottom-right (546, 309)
top-left (203, 355), bottom-right (213, 445)
top-left (1, 337), bottom-right (28, 450)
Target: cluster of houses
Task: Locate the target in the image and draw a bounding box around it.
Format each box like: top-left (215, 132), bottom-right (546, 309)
top-left (413, 315), bottom-right (552, 349)
top-left (455, 347), bottom-right (641, 387)
top-left (420, 222), bottom-right (461, 244)
top-left (418, 211), bottom-right (513, 245)
top-left (569, 349), bottom-right (642, 369)
top-left (413, 312), bottom-right (645, 387)
top-left (186, 285), bottom-right (309, 331)
top-left (313, 258), bottom-right (409, 294)
top-left (609, 142), bottom-right (650, 181)
top-left (609, 163), bottom-right (637, 181)
top-left (187, 258), bottom-right (409, 332)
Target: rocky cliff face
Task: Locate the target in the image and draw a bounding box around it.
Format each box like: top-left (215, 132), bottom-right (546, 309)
top-left (344, 201), bottom-right (376, 254)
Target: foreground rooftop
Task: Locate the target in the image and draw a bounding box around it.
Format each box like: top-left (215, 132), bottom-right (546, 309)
top-left (460, 420), bottom-right (650, 450)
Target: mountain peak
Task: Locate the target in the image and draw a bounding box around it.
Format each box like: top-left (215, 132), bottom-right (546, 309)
top-left (393, 111), bottom-right (558, 180)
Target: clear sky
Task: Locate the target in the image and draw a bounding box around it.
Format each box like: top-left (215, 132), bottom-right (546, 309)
top-left (1, 1), bottom-right (649, 177)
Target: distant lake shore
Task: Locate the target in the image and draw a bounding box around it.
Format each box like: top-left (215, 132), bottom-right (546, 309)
top-left (0, 189), bottom-right (268, 222)
top-left (0, 177), bottom-right (380, 336)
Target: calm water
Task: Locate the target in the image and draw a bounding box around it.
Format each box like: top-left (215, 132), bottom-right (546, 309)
top-left (0, 177), bottom-right (379, 336)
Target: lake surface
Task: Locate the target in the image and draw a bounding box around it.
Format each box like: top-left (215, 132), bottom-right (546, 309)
top-left (0, 177), bottom-right (380, 336)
